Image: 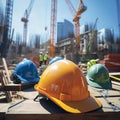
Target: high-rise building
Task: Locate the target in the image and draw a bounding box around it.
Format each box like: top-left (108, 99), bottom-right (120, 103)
top-left (97, 28), bottom-right (114, 44)
top-left (1, 0), bottom-right (14, 57)
top-left (80, 24), bottom-right (88, 34)
top-left (0, 0), bottom-right (4, 56)
top-left (4, 0), bottom-right (14, 40)
top-left (57, 19), bottom-right (74, 42)
top-left (97, 28), bottom-right (114, 53)
top-left (0, 0), bottom-right (4, 24)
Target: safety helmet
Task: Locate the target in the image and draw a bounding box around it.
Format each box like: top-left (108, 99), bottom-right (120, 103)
top-left (48, 56), bottom-right (63, 65)
top-left (13, 58), bottom-right (40, 83)
top-left (86, 64), bottom-right (112, 89)
top-left (34, 59), bottom-right (102, 113)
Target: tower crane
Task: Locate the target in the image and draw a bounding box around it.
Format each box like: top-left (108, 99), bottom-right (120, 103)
top-left (49, 0), bottom-right (57, 58)
top-left (21, 0), bottom-right (35, 45)
top-left (65, 0), bottom-right (87, 53)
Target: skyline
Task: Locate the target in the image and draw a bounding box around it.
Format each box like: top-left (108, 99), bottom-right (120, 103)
top-left (1, 0), bottom-right (120, 43)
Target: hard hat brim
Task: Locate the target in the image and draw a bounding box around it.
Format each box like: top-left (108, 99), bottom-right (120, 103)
top-left (35, 85), bottom-right (102, 113)
top-left (86, 76), bottom-right (112, 89)
top-left (14, 73), bottom-right (40, 83)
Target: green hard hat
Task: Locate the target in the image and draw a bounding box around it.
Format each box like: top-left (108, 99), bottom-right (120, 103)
top-left (86, 64), bottom-right (112, 89)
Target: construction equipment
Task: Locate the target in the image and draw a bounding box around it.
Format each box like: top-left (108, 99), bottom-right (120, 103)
top-left (65, 0), bottom-right (87, 53)
top-left (49, 0), bottom-right (57, 58)
top-left (21, 0), bottom-right (35, 45)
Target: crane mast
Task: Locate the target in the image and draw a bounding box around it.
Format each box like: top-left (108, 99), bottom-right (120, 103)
top-left (49, 0), bottom-right (57, 58)
top-left (65, 0), bottom-right (87, 53)
top-left (21, 0), bottom-right (35, 45)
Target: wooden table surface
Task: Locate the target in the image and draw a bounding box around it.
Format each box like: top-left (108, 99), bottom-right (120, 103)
top-left (0, 80), bottom-right (120, 120)
top-left (4, 80), bottom-right (119, 113)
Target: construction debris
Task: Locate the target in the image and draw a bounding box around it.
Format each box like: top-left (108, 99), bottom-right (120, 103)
top-left (100, 54), bottom-right (120, 72)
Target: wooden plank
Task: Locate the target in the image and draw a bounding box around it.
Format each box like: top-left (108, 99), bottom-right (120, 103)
top-left (21, 82), bottom-right (36, 90)
top-left (0, 83), bottom-right (3, 89)
top-left (2, 82), bottom-right (35, 91)
top-left (2, 58), bottom-right (11, 84)
top-left (110, 75), bottom-right (120, 81)
top-left (2, 112), bottom-right (120, 120)
top-left (0, 82), bottom-right (35, 92)
top-left (97, 97), bottom-right (120, 112)
top-left (0, 84), bottom-right (22, 91)
top-left (8, 64), bottom-right (16, 70)
top-left (0, 71), bottom-right (12, 102)
top-left (7, 99), bottom-right (52, 114)
top-left (109, 72), bottom-right (120, 76)
top-left (7, 95), bottom-right (120, 114)
top-left (1, 83), bottom-right (119, 118)
top-left (0, 104), bottom-right (11, 112)
top-left (0, 72), bottom-right (35, 92)
top-left (2, 71), bottom-right (9, 85)
top-left (88, 85), bottom-right (120, 98)
top-left (16, 87), bottom-right (38, 100)
top-left (0, 65), bottom-right (4, 69)
top-left (112, 81), bottom-right (120, 86)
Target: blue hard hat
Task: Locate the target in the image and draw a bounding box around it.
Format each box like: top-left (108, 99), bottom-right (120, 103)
top-left (13, 58), bottom-right (40, 83)
top-left (48, 56), bottom-right (64, 65)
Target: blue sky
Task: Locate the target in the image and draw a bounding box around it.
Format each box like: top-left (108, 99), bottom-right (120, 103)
top-left (1, 0), bottom-right (120, 42)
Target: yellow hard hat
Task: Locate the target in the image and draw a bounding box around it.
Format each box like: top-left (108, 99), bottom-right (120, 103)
top-left (34, 59), bottom-right (102, 113)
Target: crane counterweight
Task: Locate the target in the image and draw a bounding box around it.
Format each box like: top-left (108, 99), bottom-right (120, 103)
top-left (21, 18), bottom-right (28, 23)
top-left (76, 5), bottom-right (87, 16)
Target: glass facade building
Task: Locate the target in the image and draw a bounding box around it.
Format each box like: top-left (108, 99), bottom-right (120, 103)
top-left (57, 19), bottom-right (74, 42)
top-left (80, 24), bottom-right (88, 34)
top-left (97, 28), bottom-right (114, 44)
